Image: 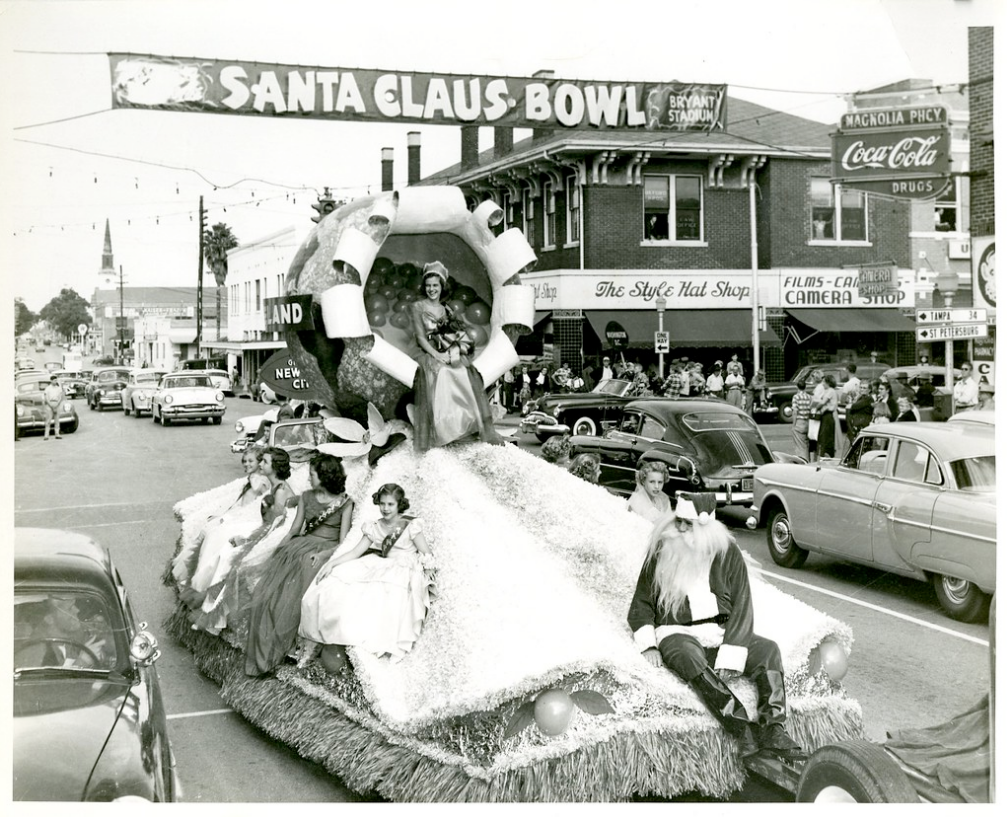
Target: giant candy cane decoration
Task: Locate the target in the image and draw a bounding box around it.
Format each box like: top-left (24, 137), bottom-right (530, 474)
top-left (318, 187), bottom-right (536, 387)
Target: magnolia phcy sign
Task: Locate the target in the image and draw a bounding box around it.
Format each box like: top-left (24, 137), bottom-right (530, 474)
top-left (109, 54), bottom-right (727, 132)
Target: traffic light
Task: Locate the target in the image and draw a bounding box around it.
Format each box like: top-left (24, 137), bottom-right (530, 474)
top-left (311, 187), bottom-right (337, 223)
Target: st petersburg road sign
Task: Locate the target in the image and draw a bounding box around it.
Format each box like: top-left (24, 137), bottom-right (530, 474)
top-left (916, 323), bottom-right (988, 342)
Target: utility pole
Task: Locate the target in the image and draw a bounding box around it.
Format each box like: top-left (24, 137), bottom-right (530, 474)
top-left (196, 195), bottom-right (205, 358)
top-left (118, 263), bottom-right (126, 365)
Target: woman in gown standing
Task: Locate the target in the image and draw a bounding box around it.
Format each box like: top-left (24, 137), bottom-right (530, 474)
top-left (300, 484), bottom-right (432, 660)
top-left (245, 453), bottom-right (354, 676)
top-left (410, 261), bottom-right (504, 452)
top-left (627, 461), bottom-right (672, 523)
top-left (188, 447), bottom-right (295, 634)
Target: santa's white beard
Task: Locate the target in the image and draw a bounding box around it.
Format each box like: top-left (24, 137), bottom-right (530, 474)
top-left (651, 519), bottom-right (732, 619)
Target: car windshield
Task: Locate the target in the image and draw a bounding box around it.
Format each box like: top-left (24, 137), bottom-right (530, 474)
top-left (14, 591), bottom-right (120, 671)
top-left (97, 371), bottom-right (128, 382)
top-left (594, 379), bottom-right (629, 395)
top-left (165, 376), bottom-right (211, 388)
top-left (948, 456), bottom-right (996, 491)
top-left (134, 372), bottom-right (161, 384)
top-left (272, 422), bottom-right (332, 448)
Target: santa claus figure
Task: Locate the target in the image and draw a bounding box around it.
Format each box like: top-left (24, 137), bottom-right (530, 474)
top-left (628, 492), bottom-right (804, 760)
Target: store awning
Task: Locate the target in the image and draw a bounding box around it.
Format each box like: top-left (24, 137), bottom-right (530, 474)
top-left (585, 310), bottom-right (781, 349)
top-left (786, 308), bottom-right (916, 333)
top-left (533, 311), bottom-right (552, 326)
top-left (167, 328), bottom-right (197, 344)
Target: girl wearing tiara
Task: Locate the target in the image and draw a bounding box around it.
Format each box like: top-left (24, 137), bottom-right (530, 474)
top-left (410, 260), bottom-right (505, 451)
top-left (300, 483), bottom-right (432, 660)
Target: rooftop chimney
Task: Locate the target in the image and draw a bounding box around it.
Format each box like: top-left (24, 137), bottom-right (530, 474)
top-left (381, 147), bottom-right (394, 192)
top-left (407, 131), bottom-right (421, 185)
top-left (461, 124), bottom-right (480, 171)
top-left (493, 126), bottom-right (514, 158)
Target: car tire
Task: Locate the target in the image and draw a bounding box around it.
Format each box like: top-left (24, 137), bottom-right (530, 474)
top-left (212, 416), bottom-right (222, 425)
top-left (535, 432), bottom-right (550, 444)
top-left (571, 416), bottom-right (597, 437)
top-left (767, 506), bottom-right (809, 569)
top-left (777, 402), bottom-right (794, 424)
top-left (931, 574), bottom-right (991, 623)
top-left (65, 418), bottom-right (79, 434)
top-left (796, 740), bottom-right (918, 803)
top-left (162, 415), bottom-right (171, 427)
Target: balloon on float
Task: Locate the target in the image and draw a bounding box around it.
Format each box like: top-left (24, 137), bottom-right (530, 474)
top-left (398, 289), bottom-right (418, 303)
top-left (390, 311), bottom-right (411, 329)
top-left (381, 286), bottom-right (399, 301)
top-left (454, 285), bottom-right (477, 305)
top-left (819, 639), bottom-right (848, 681)
top-left (387, 273), bottom-right (404, 289)
top-left (446, 298), bottom-right (467, 316)
top-left (465, 323), bottom-right (489, 347)
top-left (365, 294), bottom-right (390, 314)
top-left (319, 645), bottom-right (348, 673)
top-left (465, 301), bottom-right (491, 325)
top-left (368, 310), bottom-right (388, 327)
top-left (533, 689), bottom-right (574, 736)
top-left (392, 300), bottom-right (409, 313)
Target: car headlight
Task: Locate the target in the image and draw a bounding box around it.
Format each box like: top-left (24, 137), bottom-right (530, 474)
top-left (63, 402), bottom-right (72, 412)
top-left (216, 391), bottom-right (224, 402)
top-left (164, 394), bottom-right (173, 404)
top-left (97, 388), bottom-right (104, 396)
top-left (16, 405), bottom-right (24, 417)
top-left (235, 420), bottom-right (245, 433)
top-left (552, 405), bottom-right (562, 417)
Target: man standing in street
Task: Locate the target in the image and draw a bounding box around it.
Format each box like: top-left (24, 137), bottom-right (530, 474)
top-left (953, 362), bottom-right (979, 412)
top-left (628, 493), bottom-right (804, 760)
top-left (43, 375), bottom-right (65, 440)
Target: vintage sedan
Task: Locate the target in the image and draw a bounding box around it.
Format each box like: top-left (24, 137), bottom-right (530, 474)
top-left (203, 368), bottom-right (234, 396)
top-left (86, 367), bottom-right (131, 411)
top-left (120, 369), bottom-right (168, 417)
top-left (757, 362), bottom-right (889, 423)
top-left (569, 398), bottom-right (801, 507)
top-left (53, 370), bottom-right (87, 399)
top-left (520, 378), bottom-right (635, 440)
top-left (15, 374), bottom-right (80, 436)
top-left (151, 372), bottom-right (226, 426)
top-left (747, 422), bottom-right (995, 622)
top-left (14, 528), bottom-right (177, 801)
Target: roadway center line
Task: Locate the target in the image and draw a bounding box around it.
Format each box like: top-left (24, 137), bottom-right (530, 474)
top-left (752, 567), bottom-right (989, 648)
top-left (166, 708), bottom-right (235, 721)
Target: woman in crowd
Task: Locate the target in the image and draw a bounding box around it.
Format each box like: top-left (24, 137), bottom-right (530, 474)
top-left (811, 373), bottom-right (839, 459)
top-left (410, 261), bottom-right (505, 451)
top-left (627, 460), bottom-right (672, 522)
top-left (895, 395), bottom-right (920, 422)
top-left (568, 452), bottom-right (602, 484)
top-left (187, 448), bottom-right (296, 634)
top-left (876, 379), bottom-right (899, 420)
top-left (173, 448), bottom-right (272, 589)
top-left (245, 453), bottom-right (354, 676)
top-left (300, 484), bottom-right (432, 661)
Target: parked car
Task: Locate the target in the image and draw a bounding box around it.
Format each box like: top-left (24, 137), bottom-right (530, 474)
top-left (15, 356), bottom-right (36, 372)
top-left (757, 362), bottom-right (889, 423)
top-left (883, 365), bottom-right (959, 391)
top-left (569, 398), bottom-right (803, 507)
top-left (151, 372), bottom-right (226, 426)
top-left (946, 409), bottom-right (995, 427)
top-left (202, 368), bottom-right (234, 396)
top-left (15, 374), bottom-right (80, 436)
top-left (53, 370), bottom-right (87, 399)
top-left (13, 527), bottom-right (178, 801)
top-left (43, 361), bottom-right (62, 373)
top-left (520, 378), bottom-right (635, 440)
top-left (85, 367), bottom-right (131, 411)
top-left (747, 422), bottom-right (995, 622)
top-left (120, 369), bottom-right (168, 417)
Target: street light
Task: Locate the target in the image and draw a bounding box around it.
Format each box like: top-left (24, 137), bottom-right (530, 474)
top-left (655, 297), bottom-right (667, 380)
top-left (934, 269), bottom-right (959, 413)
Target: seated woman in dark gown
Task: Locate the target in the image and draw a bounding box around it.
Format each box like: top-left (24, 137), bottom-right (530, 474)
top-left (245, 453), bottom-right (354, 676)
top-left (410, 261), bottom-right (505, 452)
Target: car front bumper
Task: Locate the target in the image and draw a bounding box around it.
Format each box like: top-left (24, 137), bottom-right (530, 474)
top-left (519, 412), bottom-right (569, 437)
top-left (161, 405), bottom-right (225, 420)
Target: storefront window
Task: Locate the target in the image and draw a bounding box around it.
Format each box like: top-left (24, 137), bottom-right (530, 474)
top-left (643, 174), bottom-right (703, 241)
top-left (810, 177), bottom-right (867, 242)
top-left (566, 175), bottom-right (580, 244)
top-left (934, 180), bottom-right (958, 231)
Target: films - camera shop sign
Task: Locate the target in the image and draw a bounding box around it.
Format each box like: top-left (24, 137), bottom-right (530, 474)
top-left (831, 105), bottom-right (951, 200)
top-left (108, 54), bottom-right (726, 132)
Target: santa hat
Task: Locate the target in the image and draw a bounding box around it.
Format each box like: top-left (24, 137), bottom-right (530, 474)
top-left (675, 492), bottom-right (718, 525)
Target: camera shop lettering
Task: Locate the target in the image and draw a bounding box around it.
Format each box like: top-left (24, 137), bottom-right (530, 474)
top-left (783, 274), bottom-right (906, 305)
top-left (594, 280), bottom-right (750, 302)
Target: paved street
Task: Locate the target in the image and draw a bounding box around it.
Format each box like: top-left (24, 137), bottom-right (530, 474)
top-left (12, 352), bottom-right (990, 801)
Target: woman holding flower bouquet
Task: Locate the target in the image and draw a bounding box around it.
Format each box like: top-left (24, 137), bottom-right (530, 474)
top-left (300, 483), bottom-right (433, 660)
top-left (410, 261), bottom-right (505, 451)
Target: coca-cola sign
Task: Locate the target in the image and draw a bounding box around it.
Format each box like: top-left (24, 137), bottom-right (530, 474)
top-left (832, 127), bottom-right (950, 181)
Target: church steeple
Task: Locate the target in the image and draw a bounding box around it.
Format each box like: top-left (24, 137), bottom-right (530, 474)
top-left (100, 219), bottom-right (115, 287)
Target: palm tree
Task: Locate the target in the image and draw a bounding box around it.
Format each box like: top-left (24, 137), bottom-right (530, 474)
top-left (204, 222), bottom-right (239, 341)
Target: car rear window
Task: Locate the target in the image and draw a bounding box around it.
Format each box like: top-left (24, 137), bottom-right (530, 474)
top-left (14, 591), bottom-right (119, 670)
top-left (682, 412), bottom-right (759, 433)
top-left (949, 456), bottom-right (996, 491)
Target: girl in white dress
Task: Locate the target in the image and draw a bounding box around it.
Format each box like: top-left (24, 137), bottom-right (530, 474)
top-left (300, 484), bottom-right (432, 660)
top-left (627, 460), bottom-right (672, 523)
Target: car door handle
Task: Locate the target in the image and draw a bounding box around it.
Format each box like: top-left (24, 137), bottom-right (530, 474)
top-left (874, 502), bottom-right (892, 513)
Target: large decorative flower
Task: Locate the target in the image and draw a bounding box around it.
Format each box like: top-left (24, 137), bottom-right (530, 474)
top-left (318, 402), bottom-right (405, 466)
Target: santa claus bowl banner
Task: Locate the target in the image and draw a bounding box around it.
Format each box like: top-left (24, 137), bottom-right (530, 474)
top-left (108, 54), bottom-right (726, 132)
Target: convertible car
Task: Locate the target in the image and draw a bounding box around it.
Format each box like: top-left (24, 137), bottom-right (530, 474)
top-left (747, 422), bottom-right (995, 622)
top-left (151, 373), bottom-right (226, 426)
top-left (569, 398), bottom-right (802, 507)
top-left (519, 378), bottom-right (635, 440)
top-left (14, 528), bottom-right (177, 801)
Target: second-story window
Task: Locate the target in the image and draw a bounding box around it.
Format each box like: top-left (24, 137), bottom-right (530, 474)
top-left (643, 174), bottom-right (703, 241)
top-left (255, 279), bottom-right (262, 311)
top-left (934, 179), bottom-right (960, 232)
top-left (811, 177), bottom-right (867, 242)
top-left (566, 175), bottom-right (580, 244)
top-left (543, 181), bottom-right (556, 247)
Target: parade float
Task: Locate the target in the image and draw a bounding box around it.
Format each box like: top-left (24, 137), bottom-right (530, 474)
top-left (165, 187), bottom-right (865, 802)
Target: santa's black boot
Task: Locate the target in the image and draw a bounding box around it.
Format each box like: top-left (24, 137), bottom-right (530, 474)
top-left (752, 668), bottom-right (805, 759)
top-left (688, 668), bottom-right (760, 759)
